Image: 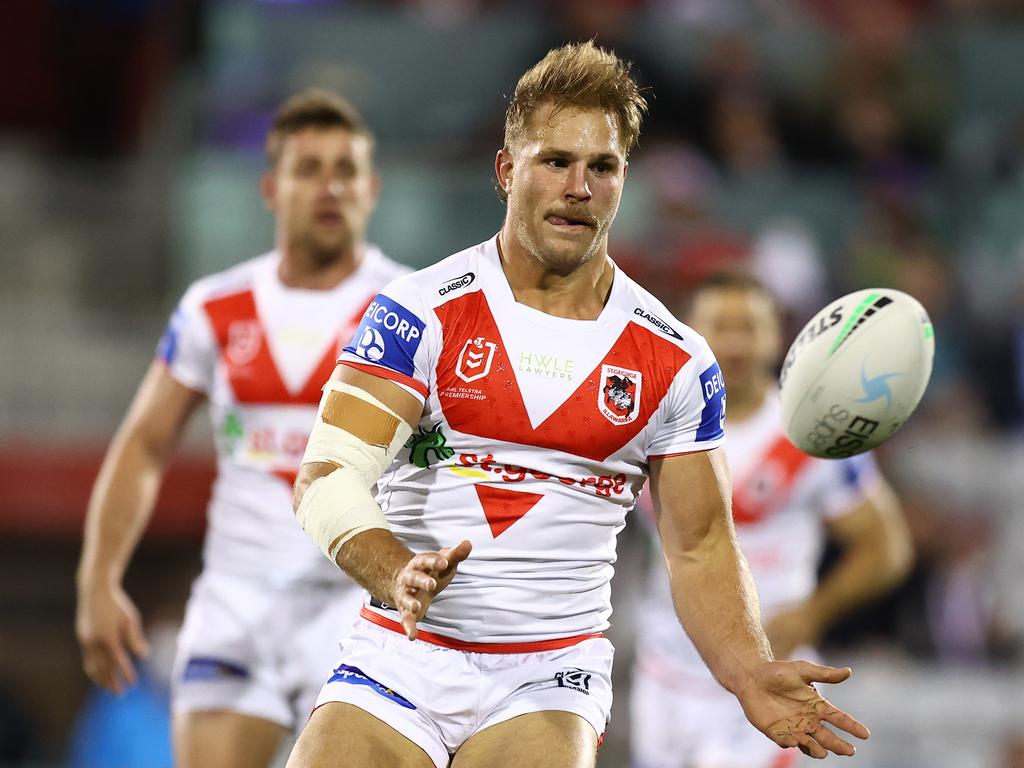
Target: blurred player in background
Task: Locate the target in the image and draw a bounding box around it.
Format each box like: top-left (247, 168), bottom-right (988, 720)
top-left (75, 89), bottom-right (408, 768)
top-left (630, 272), bottom-right (914, 768)
top-left (287, 43), bottom-right (870, 768)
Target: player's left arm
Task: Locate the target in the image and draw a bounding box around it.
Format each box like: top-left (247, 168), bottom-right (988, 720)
top-left (651, 449), bottom-right (870, 759)
top-left (766, 478), bottom-right (913, 659)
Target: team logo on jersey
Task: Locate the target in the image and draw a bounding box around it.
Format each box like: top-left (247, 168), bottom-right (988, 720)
top-left (599, 365), bottom-right (642, 425)
top-left (406, 423), bottom-right (455, 468)
top-left (355, 326), bottom-right (386, 362)
top-left (226, 320), bottom-right (262, 366)
top-left (554, 668), bottom-right (592, 695)
top-left (456, 337), bottom-right (498, 383)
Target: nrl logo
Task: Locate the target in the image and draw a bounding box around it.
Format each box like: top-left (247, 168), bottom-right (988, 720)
top-left (226, 320), bottom-right (262, 366)
top-left (599, 364), bottom-right (642, 425)
top-left (456, 337), bottom-right (498, 383)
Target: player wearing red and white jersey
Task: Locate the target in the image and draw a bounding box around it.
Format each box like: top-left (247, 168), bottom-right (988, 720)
top-left (336, 234), bottom-right (726, 647)
top-left (631, 273), bottom-right (913, 768)
top-left (76, 90), bottom-right (407, 768)
top-left (288, 44), bottom-right (872, 768)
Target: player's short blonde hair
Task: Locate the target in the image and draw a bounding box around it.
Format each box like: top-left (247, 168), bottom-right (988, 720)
top-left (266, 88), bottom-right (375, 168)
top-left (503, 41), bottom-right (647, 162)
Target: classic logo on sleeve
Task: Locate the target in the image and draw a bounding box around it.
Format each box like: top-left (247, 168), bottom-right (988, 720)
top-left (344, 294), bottom-right (426, 377)
top-left (599, 365), bottom-right (643, 425)
top-left (696, 362), bottom-right (726, 442)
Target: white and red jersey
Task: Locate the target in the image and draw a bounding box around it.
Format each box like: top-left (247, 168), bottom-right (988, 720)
top-left (157, 246), bottom-right (408, 583)
top-left (636, 391), bottom-right (881, 676)
top-left (338, 236), bottom-right (727, 646)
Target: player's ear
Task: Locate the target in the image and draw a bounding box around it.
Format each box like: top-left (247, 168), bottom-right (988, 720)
top-left (495, 148), bottom-right (514, 197)
top-left (260, 171), bottom-right (277, 212)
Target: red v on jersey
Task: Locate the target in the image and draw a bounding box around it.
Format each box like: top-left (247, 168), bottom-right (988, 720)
top-left (731, 434), bottom-right (814, 525)
top-left (474, 484), bottom-right (544, 538)
top-left (203, 290), bottom-right (368, 405)
top-left (434, 292), bottom-right (692, 461)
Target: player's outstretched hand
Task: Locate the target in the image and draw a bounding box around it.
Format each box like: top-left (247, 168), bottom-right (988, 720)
top-left (75, 584), bottom-right (150, 695)
top-left (736, 659), bottom-right (870, 759)
top-left (393, 540), bottom-right (472, 641)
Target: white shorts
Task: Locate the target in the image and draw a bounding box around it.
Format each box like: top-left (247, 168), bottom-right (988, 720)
top-left (171, 570), bottom-right (363, 730)
top-left (630, 654), bottom-right (798, 768)
top-left (312, 618), bottom-right (615, 768)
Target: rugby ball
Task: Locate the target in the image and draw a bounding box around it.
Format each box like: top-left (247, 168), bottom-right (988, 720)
top-left (779, 288), bottom-right (934, 458)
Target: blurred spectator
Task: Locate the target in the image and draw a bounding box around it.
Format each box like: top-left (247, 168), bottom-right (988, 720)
top-left (651, 0), bottom-right (811, 28)
top-left (622, 143), bottom-right (749, 302)
top-left (534, 0), bottom-right (685, 143)
top-left (793, 0), bottom-right (948, 169)
top-left (711, 88), bottom-right (786, 178)
top-left (749, 219), bottom-right (827, 320)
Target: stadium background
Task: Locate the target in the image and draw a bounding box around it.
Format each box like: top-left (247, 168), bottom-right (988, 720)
top-left (2, 0), bottom-right (1024, 765)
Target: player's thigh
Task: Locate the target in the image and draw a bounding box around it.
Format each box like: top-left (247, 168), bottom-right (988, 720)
top-left (173, 709), bottom-right (287, 768)
top-left (452, 711), bottom-right (599, 768)
top-left (286, 702), bottom-right (436, 768)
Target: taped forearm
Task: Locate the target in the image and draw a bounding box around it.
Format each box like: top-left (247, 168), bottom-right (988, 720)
top-left (295, 380), bottom-right (412, 564)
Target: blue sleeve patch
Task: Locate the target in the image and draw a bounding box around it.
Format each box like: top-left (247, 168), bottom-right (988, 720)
top-left (696, 362), bottom-right (726, 442)
top-left (342, 294), bottom-right (426, 378)
top-left (156, 309), bottom-right (182, 364)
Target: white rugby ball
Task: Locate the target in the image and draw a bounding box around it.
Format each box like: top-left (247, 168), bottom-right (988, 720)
top-left (779, 288), bottom-right (934, 458)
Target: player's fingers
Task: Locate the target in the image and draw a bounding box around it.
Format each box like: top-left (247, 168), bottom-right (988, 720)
top-left (795, 733), bottom-right (828, 759)
top-left (767, 730), bottom-right (800, 750)
top-left (795, 660), bottom-right (851, 685)
top-left (400, 609), bottom-right (419, 641)
top-left (809, 724), bottom-right (856, 757)
top-left (110, 641), bottom-right (137, 691)
top-left (82, 650), bottom-right (113, 691)
top-left (396, 589), bottom-right (422, 616)
top-left (92, 655), bottom-right (124, 695)
top-left (402, 572), bottom-right (437, 593)
top-left (410, 553), bottom-right (448, 573)
top-left (819, 700), bottom-right (871, 740)
top-left (126, 617), bottom-right (150, 659)
top-left (436, 541), bottom-right (472, 578)
top-left (87, 636), bottom-right (131, 693)
top-left (444, 540), bottom-right (472, 565)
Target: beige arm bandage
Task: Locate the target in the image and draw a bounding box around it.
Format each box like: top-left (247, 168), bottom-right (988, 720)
top-left (296, 380), bottom-right (413, 563)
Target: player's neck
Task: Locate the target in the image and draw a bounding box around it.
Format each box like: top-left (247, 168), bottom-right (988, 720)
top-left (496, 230), bottom-right (613, 321)
top-left (725, 379), bottom-right (770, 423)
top-left (277, 243), bottom-right (361, 290)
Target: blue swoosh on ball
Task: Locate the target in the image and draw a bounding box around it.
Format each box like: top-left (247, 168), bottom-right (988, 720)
top-left (855, 365), bottom-right (901, 408)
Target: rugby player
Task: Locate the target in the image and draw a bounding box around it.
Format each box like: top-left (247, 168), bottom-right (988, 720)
top-left (630, 272), bottom-right (913, 768)
top-left (288, 44), bottom-right (871, 768)
top-left (76, 89), bottom-right (407, 767)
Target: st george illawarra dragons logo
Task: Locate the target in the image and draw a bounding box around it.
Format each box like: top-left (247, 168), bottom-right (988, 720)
top-left (598, 364), bottom-right (643, 425)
